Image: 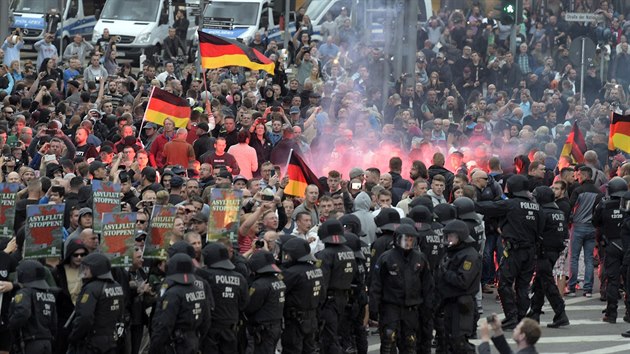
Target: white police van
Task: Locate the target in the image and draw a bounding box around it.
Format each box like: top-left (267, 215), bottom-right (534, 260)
top-left (10, 0), bottom-right (107, 50)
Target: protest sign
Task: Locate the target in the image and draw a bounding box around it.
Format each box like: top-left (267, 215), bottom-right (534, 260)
top-left (23, 204), bottom-right (65, 259)
top-left (207, 188), bottom-right (242, 243)
top-left (92, 181), bottom-right (122, 234)
top-left (0, 183), bottom-right (20, 238)
top-left (145, 205), bottom-right (178, 260)
top-left (101, 212), bottom-right (137, 267)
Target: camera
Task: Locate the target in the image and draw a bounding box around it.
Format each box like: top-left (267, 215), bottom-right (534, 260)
top-left (255, 240), bottom-right (265, 248)
top-left (301, 26), bottom-right (308, 31)
top-left (46, 128), bottom-right (57, 135)
top-left (351, 182), bottom-right (362, 190)
top-left (261, 194), bottom-right (274, 202)
top-left (486, 314), bottom-right (497, 323)
top-left (303, 46), bottom-right (310, 52)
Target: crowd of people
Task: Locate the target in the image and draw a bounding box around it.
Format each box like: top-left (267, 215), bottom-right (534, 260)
top-left (1, 0), bottom-right (630, 353)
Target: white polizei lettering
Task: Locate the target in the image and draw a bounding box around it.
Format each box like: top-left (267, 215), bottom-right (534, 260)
top-left (215, 275), bottom-right (241, 285)
top-left (337, 251), bottom-right (355, 261)
top-left (104, 287), bottom-right (124, 297)
top-left (520, 202), bottom-right (540, 210)
top-left (271, 281), bottom-right (286, 290)
top-left (36, 292), bottom-right (55, 302)
top-left (185, 291), bottom-right (206, 302)
top-left (305, 268), bottom-right (323, 280)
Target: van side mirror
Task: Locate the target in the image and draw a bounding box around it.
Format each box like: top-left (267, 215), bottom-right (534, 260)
top-left (159, 13), bottom-right (168, 25)
top-left (95, 9), bottom-right (101, 20)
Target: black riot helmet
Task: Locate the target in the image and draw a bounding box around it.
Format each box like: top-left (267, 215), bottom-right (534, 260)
top-left (166, 253), bottom-right (196, 285)
top-left (393, 224), bottom-right (419, 250)
top-left (608, 177), bottom-right (628, 198)
top-left (80, 253), bottom-right (114, 280)
top-left (443, 219), bottom-right (475, 246)
top-left (202, 242), bottom-right (235, 270)
top-left (282, 237), bottom-right (316, 263)
top-left (533, 185), bottom-right (556, 207)
top-left (506, 174), bottom-right (530, 198)
top-left (453, 197), bottom-right (477, 221)
top-left (17, 260), bottom-right (50, 289)
top-left (318, 219), bottom-right (347, 244)
top-left (249, 250), bottom-right (282, 274)
top-left (434, 203), bottom-right (457, 225)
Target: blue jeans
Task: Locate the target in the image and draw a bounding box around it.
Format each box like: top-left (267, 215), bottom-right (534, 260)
top-left (568, 223), bottom-right (595, 292)
top-left (482, 230), bottom-right (503, 285)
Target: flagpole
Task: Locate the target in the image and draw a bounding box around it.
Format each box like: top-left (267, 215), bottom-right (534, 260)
top-left (283, 149), bottom-right (294, 178)
top-left (137, 86), bottom-right (156, 139)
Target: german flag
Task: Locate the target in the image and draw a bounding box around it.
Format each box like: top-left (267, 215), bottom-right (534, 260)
top-left (560, 122), bottom-right (587, 163)
top-left (609, 112), bottom-right (630, 153)
top-left (284, 152), bottom-right (321, 198)
top-left (144, 87), bottom-right (190, 128)
top-left (198, 31), bottom-right (275, 74)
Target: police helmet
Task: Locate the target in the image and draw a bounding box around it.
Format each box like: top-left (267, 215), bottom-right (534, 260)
top-left (249, 250), bottom-right (282, 274)
top-left (167, 240), bottom-right (196, 259)
top-left (202, 242), bottom-right (235, 270)
top-left (620, 191), bottom-right (630, 213)
top-left (453, 197), bottom-right (477, 221)
top-left (408, 196), bottom-right (435, 214)
top-left (81, 253), bottom-right (114, 280)
top-left (434, 203), bottom-right (457, 225)
top-left (16, 260), bottom-right (50, 290)
top-left (393, 224), bottom-right (420, 249)
top-left (166, 253), bottom-right (196, 284)
top-left (374, 208), bottom-right (400, 232)
top-left (506, 174), bottom-right (530, 198)
top-left (409, 205), bottom-right (433, 223)
top-left (339, 214), bottom-right (365, 237)
top-left (443, 219), bottom-right (475, 243)
top-left (318, 219), bottom-right (347, 244)
top-left (608, 177), bottom-right (628, 198)
top-left (344, 232), bottom-right (365, 260)
top-left (533, 186), bottom-right (556, 206)
top-left (282, 237), bottom-right (316, 263)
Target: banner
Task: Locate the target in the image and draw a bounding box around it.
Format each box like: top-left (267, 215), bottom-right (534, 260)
top-left (207, 188), bottom-right (242, 243)
top-left (101, 212), bottom-right (137, 267)
top-left (145, 205), bottom-right (178, 260)
top-left (0, 183), bottom-right (20, 238)
top-left (23, 204), bottom-right (65, 259)
top-left (92, 181), bottom-right (122, 234)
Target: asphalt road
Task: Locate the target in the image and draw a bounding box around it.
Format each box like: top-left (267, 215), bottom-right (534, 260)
top-left (366, 286), bottom-right (630, 353)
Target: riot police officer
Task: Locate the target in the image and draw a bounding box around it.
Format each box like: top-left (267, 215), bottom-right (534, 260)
top-left (201, 242), bottom-right (249, 354)
top-left (475, 174), bottom-right (544, 330)
top-left (68, 253), bottom-right (125, 354)
top-left (409, 205), bottom-right (444, 353)
top-left (339, 232), bottom-right (369, 354)
top-left (528, 186), bottom-right (570, 328)
top-left (245, 250), bottom-right (286, 354)
top-left (619, 191), bottom-right (630, 338)
top-left (8, 260), bottom-right (57, 354)
top-left (593, 177), bottom-right (629, 323)
top-left (316, 219), bottom-right (357, 354)
top-left (280, 237), bottom-right (324, 353)
top-left (370, 224), bottom-right (433, 354)
top-left (437, 220), bottom-right (481, 354)
top-left (150, 253), bottom-right (212, 353)
top-left (370, 208), bottom-right (401, 278)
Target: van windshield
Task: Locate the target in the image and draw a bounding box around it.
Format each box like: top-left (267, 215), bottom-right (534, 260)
top-left (100, 0), bottom-right (161, 22)
top-left (12, 0), bottom-right (57, 14)
top-left (203, 2), bottom-right (259, 26)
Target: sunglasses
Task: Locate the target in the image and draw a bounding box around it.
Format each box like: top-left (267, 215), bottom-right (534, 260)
top-left (184, 209), bottom-right (195, 214)
top-left (72, 253), bottom-right (87, 258)
top-left (136, 220), bottom-right (147, 224)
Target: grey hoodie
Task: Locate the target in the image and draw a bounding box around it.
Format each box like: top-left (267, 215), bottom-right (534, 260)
top-left (352, 192), bottom-right (377, 244)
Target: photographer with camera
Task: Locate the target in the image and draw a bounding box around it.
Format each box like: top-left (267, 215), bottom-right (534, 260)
top-left (33, 32), bottom-right (58, 69)
top-left (2, 28), bottom-right (23, 66)
top-left (62, 34), bottom-right (94, 67)
top-left (479, 314), bottom-right (541, 354)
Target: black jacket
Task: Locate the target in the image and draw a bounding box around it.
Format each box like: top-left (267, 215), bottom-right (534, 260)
top-left (245, 274), bottom-right (286, 324)
top-left (437, 242), bottom-right (481, 299)
top-left (316, 244), bottom-right (357, 294)
top-left (476, 196), bottom-right (544, 248)
top-left (199, 267), bottom-right (248, 326)
top-left (540, 203), bottom-right (569, 252)
top-left (9, 286), bottom-right (58, 342)
top-left (593, 197), bottom-right (624, 241)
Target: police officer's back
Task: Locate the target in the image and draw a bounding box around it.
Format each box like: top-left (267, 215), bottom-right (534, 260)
top-left (245, 251), bottom-right (286, 354)
top-left (201, 242), bottom-right (249, 353)
top-left (409, 205), bottom-right (445, 270)
top-left (369, 208), bottom-right (400, 277)
top-left (369, 224), bottom-right (434, 353)
top-left (454, 197), bottom-right (485, 251)
top-left (150, 254), bottom-right (212, 354)
top-left (593, 177), bottom-right (628, 323)
top-left (280, 237), bottom-right (324, 353)
top-left (9, 260), bottom-right (57, 354)
top-left (68, 253), bottom-right (124, 354)
top-left (437, 220), bottom-right (481, 354)
top-left (315, 219), bottom-right (357, 354)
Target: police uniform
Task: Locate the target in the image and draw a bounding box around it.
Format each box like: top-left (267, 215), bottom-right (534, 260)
top-left (370, 224), bottom-right (434, 354)
top-left (369, 208), bottom-right (401, 285)
top-left (476, 175), bottom-right (544, 329)
top-left (409, 205), bottom-right (444, 353)
top-left (528, 186), bottom-right (570, 328)
top-left (201, 242), bottom-right (249, 354)
top-left (339, 232), bottom-right (369, 354)
top-left (8, 260), bottom-right (57, 354)
top-left (437, 220), bottom-right (481, 354)
top-left (315, 219), bottom-right (357, 354)
top-left (150, 254), bottom-right (212, 354)
top-left (280, 237), bottom-right (324, 353)
top-left (68, 253), bottom-right (125, 354)
top-left (619, 191), bottom-right (630, 337)
top-left (245, 251), bottom-right (286, 354)
top-left (593, 178), bottom-right (628, 322)
top-left (0, 248), bottom-right (17, 352)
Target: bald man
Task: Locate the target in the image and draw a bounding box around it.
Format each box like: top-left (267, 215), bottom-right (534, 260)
top-left (80, 228), bottom-right (99, 253)
top-left (6, 171), bottom-right (21, 184)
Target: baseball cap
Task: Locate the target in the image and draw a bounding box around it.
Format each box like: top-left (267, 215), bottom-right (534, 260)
top-left (144, 122), bottom-right (157, 130)
top-left (170, 175), bottom-right (184, 188)
top-left (196, 122), bottom-right (211, 134)
top-left (290, 106), bottom-right (300, 114)
top-left (191, 212), bottom-right (209, 223)
top-left (171, 165), bottom-right (186, 175)
top-left (349, 167), bottom-right (365, 179)
top-left (233, 175), bottom-right (248, 184)
top-left (88, 161), bottom-right (106, 175)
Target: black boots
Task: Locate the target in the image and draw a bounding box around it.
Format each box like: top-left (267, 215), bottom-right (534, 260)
top-left (547, 312), bottom-right (570, 328)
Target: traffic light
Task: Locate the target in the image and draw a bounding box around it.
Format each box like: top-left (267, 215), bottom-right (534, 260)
top-left (500, 0), bottom-right (517, 24)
